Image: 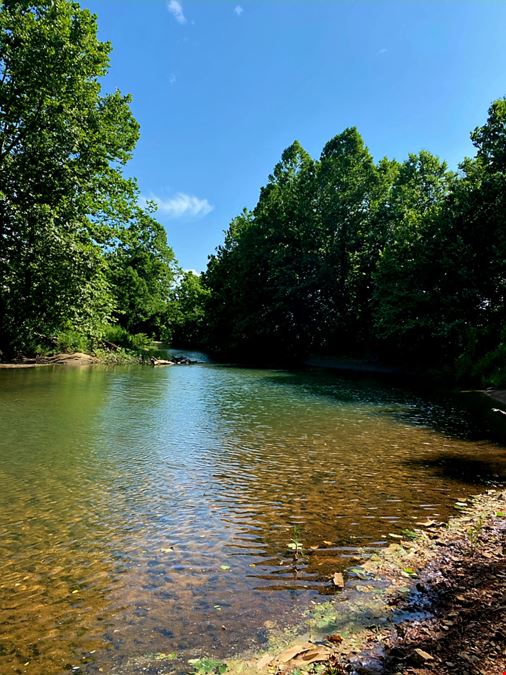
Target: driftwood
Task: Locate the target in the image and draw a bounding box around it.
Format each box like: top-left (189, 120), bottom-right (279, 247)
top-left (150, 357), bottom-right (173, 367)
top-left (101, 339), bottom-right (120, 351)
top-left (149, 355), bottom-right (198, 367)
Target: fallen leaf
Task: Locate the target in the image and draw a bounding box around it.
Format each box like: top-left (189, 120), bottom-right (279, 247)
top-left (323, 540), bottom-right (333, 546)
top-left (402, 567), bottom-right (417, 577)
top-left (290, 646), bottom-right (331, 667)
top-left (332, 572), bottom-right (344, 588)
top-left (277, 644), bottom-right (313, 664)
top-left (220, 565), bottom-right (230, 571)
top-left (414, 648), bottom-right (434, 661)
top-left (327, 633), bottom-right (343, 644)
top-left (275, 643), bottom-right (331, 668)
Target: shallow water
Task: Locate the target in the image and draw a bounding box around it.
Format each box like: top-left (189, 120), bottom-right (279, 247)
top-left (0, 361), bottom-right (504, 673)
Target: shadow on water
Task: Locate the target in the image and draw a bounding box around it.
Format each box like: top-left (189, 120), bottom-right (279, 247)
top-left (404, 453), bottom-right (505, 486)
top-left (259, 368), bottom-right (506, 447)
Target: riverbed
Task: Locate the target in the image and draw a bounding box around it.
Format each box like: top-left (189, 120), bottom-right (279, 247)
top-left (0, 360), bottom-right (504, 673)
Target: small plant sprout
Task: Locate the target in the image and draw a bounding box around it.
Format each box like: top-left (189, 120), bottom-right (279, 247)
top-left (288, 526), bottom-right (304, 559)
top-left (467, 515), bottom-right (485, 549)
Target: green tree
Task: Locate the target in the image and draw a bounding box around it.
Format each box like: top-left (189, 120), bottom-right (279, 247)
top-left (167, 270), bottom-right (210, 346)
top-left (372, 151), bottom-right (454, 359)
top-left (204, 142), bottom-right (320, 360)
top-left (204, 209), bottom-right (255, 355)
top-left (107, 209), bottom-right (176, 337)
top-left (316, 128), bottom-right (380, 351)
top-left (0, 0), bottom-right (161, 356)
top-left (440, 98), bottom-right (506, 382)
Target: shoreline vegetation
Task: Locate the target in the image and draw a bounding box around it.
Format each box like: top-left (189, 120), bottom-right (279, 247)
top-left (141, 489), bottom-right (503, 675)
top-left (0, 347), bottom-right (198, 368)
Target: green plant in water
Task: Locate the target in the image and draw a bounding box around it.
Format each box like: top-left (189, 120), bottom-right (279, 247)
top-left (188, 657), bottom-right (227, 674)
top-left (287, 526), bottom-right (304, 558)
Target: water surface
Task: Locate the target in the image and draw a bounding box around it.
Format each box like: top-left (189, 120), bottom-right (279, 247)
top-left (0, 362), bottom-right (504, 673)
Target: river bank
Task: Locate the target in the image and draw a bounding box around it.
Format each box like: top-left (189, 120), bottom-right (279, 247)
top-left (169, 489), bottom-right (505, 675)
top-left (0, 348), bottom-right (174, 368)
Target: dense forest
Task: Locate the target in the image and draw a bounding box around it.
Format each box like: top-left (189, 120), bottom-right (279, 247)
top-left (203, 100), bottom-right (506, 385)
top-left (0, 0), bottom-right (504, 385)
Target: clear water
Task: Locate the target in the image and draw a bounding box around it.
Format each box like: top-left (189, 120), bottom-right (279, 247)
top-left (0, 361), bottom-right (504, 673)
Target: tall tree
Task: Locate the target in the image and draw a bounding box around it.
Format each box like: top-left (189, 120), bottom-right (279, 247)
top-left (0, 0), bottom-right (165, 356)
top-left (316, 128), bottom-right (379, 351)
top-left (107, 208), bottom-right (176, 337)
top-left (372, 151), bottom-right (454, 359)
top-left (167, 270), bottom-right (210, 346)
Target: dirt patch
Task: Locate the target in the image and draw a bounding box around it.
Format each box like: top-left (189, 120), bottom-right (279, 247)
top-left (43, 352), bottom-right (99, 366)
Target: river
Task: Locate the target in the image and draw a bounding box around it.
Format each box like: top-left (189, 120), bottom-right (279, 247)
top-left (0, 359), bottom-right (504, 673)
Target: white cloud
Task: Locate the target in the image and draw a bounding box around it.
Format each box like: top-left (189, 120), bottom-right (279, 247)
top-left (233, 5), bottom-right (244, 16)
top-left (169, 73), bottom-right (177, 85)
top-left (146, 192), bottom-right (214, 219)
top-left (167, 0), bottom-right (187, 25)
top-left (377, 48), bottom-right (388, 55)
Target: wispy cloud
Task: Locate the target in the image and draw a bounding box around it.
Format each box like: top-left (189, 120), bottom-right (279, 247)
top-left (167, 0), bottom-right (187, 25)
top-left (233, 5), bottom-right (244, 16)
top-left (169, 73), bottom-right (177, 85)
top-left (145, 192), bottom-right (214, 219)
top-left (377, 48), bottom-right (388, 55)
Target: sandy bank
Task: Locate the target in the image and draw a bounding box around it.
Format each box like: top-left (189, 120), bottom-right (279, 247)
top-left (0, 352), bottom-right (99, 368)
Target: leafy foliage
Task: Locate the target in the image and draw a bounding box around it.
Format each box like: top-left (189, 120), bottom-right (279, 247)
top-left (166, 270), bottom-right (210, 346)
top-left (204, 98), bottom-right (506, 383)
top-left (0, 0), bottom-right (176, 357)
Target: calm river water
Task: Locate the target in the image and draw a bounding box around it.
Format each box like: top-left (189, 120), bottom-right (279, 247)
top-left (0, 360), bottom-right (504, 673)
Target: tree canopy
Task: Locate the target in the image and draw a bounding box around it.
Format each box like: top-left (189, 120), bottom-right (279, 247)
top-left (0, 0), bottom-right (176, 357)
top-left (203, 98), bottom-right (506, 385)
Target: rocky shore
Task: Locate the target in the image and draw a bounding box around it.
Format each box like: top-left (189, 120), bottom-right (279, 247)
top-left (176, 489), bottom-right (505, 675)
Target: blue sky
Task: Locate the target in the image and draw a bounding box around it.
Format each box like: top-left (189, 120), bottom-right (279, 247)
top-left (81, 0), bottom-right (506, 272)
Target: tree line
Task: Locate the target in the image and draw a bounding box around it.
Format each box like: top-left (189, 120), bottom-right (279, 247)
top-left (0, 0), bottom-right (198, 358)
top-left (202, 99), bottom-right (506, 385)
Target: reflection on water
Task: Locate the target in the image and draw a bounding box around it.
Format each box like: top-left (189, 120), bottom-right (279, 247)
top-left (0, 363), bottom-right (504, 673)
